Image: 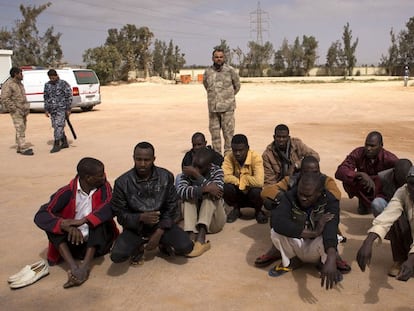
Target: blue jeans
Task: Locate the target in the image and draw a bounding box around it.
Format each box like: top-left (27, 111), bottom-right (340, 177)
top-left (371, 197), bottom-right (387, 217)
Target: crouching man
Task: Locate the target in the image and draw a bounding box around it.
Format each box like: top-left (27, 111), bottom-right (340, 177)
top-left (34, 157), bottom-right (119, 288)
top-left (270, 172), bottom-right (343, 290)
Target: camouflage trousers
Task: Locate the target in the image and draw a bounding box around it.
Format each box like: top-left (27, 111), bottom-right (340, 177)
top-left (10, 111), bottom-right (28, 152)
top-left (209, 110), bottom-right (235, 155)
top-left (49, 110), bottom-right (66, 140)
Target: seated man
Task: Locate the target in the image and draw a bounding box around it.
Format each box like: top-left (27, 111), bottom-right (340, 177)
top-left (256, 156), bottom-right (344, 268)
top-left (181, 132), bottom-right (224, 168)
top-left (262, 124), bottom-right (319, 185)
top-left (177, 147), bottom-right (226, 257)
top-left (222, 134), bottom-right (267, 224)
top-left (175, 132), bottom-right (224, 222)
top-left (34, 157), bottom-right (119, 288)
top-left (371, 159), bottom-right (412, 217)
top-left (270, 173), bottom-right (343, 290)
top-left (335, 131), bottom-right (398, 214)
top-left (357, 163), bottom-right (414, 279)
top-left (110, 142), bottom-right (193, 265)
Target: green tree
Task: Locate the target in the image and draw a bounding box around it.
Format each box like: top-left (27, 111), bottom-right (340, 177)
top-left (0, 3), bottom-right (63, 67)
top-left (83, 45), bottom-right (122, 84)
top-left (342, 22), bottom-right (358, 76)
top-left (380, 29), bottom-right (399, 75)
top-left (326, 41), bottom-right (343, 76)
top-left (398, 16), bottom-right (414, 67)
top-left (290, 37), bottom-right (304, 76)
top-left (152, 39), bottom-right (167, 78)
top-left (302, 35), bottom-right (318, 76)
top-left (104, 25), bottom-right (153, 79)
top-left (244, 41), bottom-right (274, 77)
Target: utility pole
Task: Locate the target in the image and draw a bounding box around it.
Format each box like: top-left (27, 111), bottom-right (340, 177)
top-left (250, 1), bottom-right (268, 45)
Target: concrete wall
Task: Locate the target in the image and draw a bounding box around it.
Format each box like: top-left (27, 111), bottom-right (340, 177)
top-left (179, 66), bottom-right (389, 82)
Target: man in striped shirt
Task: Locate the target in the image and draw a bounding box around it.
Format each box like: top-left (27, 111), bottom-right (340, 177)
top-left (177, 147), bottom-right (226, 257)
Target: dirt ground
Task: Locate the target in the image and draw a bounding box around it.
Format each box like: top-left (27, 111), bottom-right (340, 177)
top-left (1, 78), bottom-right (414, 311)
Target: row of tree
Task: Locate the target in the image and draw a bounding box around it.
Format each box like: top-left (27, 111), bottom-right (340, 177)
top-left (1, 3), bottom-right (414, 83)
top-left (83, 26), bottom-right (185, 83)
top-left (215, 22), bottom-right (357, 77)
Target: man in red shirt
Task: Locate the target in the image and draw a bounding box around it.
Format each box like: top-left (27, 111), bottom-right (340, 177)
top-left (335, 131), bottom-right (398, 214)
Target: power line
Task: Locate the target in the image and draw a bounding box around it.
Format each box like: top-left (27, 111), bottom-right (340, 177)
top-left (250, 1), bottom-right (269, 45)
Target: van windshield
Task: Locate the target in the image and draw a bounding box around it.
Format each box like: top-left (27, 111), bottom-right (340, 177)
top-left (73, 70), bottom-right (99, 84)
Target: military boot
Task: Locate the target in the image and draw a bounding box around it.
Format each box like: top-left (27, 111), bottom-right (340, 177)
top-left (50, 140), bottom-right (61, 153)
top-left (61, 135), bottom-right (69, 149)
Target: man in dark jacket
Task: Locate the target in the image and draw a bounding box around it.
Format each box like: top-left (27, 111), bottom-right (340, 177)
top-left (270, 173), bottom-right (343, 290)
top-left (34, 157), bottom-right (119, 288)
top-left (110, 142), bottom-right (193, 265)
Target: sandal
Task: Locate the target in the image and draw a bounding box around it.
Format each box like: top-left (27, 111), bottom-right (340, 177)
top-left (254, 253), bottom-right (281, 267)
top-left (336, 259), bottom-right (351, 274)
top-left (268, 264), bottom-right (292, 277)
top-left (63, 269), bottom-right (89, 289)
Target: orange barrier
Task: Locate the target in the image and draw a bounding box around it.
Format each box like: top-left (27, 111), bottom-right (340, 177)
top-left (197, 74), bottom-right (203, 83)
top-left (180, 75), bottom-right (192, 84)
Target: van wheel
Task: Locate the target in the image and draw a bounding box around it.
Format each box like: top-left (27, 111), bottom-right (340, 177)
top-left (81, 106), bottom-right (93, 112)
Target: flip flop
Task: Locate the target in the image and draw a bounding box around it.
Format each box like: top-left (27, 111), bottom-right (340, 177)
top-left (336, 259), bottom-right (351, 274)
top-left (254, 253), bottom-right (281, 267)
top-left (268, 264), bottom-right (292, 277)
top-left (63, 269), bottom-right (89, 289)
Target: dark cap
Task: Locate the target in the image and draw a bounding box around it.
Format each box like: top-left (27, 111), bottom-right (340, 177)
top-left (47, 69), bottom-right (58, 76)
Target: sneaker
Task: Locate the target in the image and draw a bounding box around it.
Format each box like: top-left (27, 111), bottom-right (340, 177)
top-left (20, 149), bottom-right (34, 156)
top-left (226, 208), bottom-right (240, 223)
top-left (388, 262), bottom-right (402, 277)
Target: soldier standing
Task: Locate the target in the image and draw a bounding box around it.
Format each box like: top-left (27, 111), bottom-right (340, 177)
top-left (44, 69), bottom-right (73, 153)
top-left (1, 67), bottom-right (34, 156)
top-left (203, 48), bottom-right (240, 155)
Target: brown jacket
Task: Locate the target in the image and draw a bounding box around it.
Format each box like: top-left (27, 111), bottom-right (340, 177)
top-left (0, 77), bottom-right (29, 114)
top-left (262, 137), bottom-right (320, 185)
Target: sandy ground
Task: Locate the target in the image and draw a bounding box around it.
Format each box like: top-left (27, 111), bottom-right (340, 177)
top-left (1, 79), bottom-right (414, 311)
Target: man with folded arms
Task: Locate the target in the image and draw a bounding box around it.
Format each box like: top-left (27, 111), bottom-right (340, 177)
top-left (34, 157), bottom-right (119, 288)
top-left (270, 173), bottom-right (343, 290)
top-left (177, 147), bottom-right (226, 257)
top-left (110, 142), bottom-right (193, 265)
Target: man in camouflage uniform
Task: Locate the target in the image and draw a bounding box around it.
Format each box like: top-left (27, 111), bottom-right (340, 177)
top-left (203, 48), bottom-right (240, 155)
top-left (1, 67), bottom-right (34, 156)
top-left (44, 69), bottom-right (73, 153)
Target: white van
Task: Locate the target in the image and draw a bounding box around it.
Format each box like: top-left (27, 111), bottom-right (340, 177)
top-left (21, 68), bottom-right (101, 111)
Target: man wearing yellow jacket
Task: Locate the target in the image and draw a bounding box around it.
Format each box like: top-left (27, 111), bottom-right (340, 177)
top-left (222, 134), bottom-right (266, 224)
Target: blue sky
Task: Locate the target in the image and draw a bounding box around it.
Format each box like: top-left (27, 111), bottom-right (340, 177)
top-left (1, 0), bottom-right (413, 66)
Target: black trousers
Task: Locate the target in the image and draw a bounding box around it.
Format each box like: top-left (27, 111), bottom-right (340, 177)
top-left (110, 223), bottom-right (193, 263)
top-left (47, 221), bottom-right (116, 260)
top-left (386, 213), bottom-right (413, 263)
top-left (223, 183), bottom-right (263, 214)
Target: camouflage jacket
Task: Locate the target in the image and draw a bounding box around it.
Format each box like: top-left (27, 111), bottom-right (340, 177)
top-left (0, 77), bottom-right (29, 114)
top-left (203, 63), bottom-right (240, 113)
top-left (44, 79), bottom-right (72, 112)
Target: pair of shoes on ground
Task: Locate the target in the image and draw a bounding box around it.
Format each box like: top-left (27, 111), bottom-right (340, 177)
top-left (8, 259), bottom-right (49, 289)
top-left (226, 208), bottom-right (240, 223)
top-left (187, 241), bottom-right (211, 257)
top-left (388, 261), bottom-right (402, 277)
top-left (16, 148), bottom-right (34, 156)
top-left (255, 211), bottom-right (268, 224)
